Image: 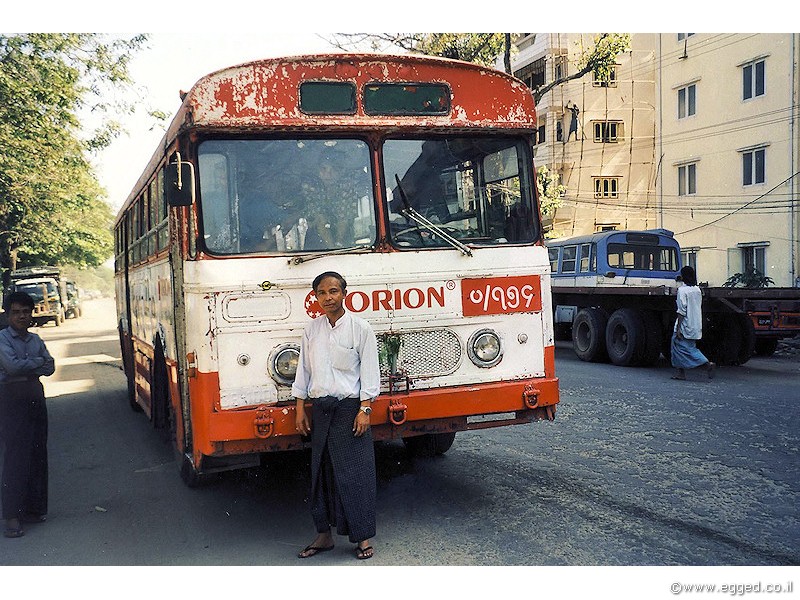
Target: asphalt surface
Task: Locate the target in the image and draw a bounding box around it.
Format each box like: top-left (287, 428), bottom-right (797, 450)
top-left (1, 299), bottom-right (797, 594)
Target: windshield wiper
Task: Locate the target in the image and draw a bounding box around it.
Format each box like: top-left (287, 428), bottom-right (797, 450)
top-left (288, 243), bottom-right (372, 265)
top-left (394, 174), bottom-right (473, 257)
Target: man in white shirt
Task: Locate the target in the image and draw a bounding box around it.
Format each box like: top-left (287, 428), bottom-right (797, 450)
top-left (671, 266), bottom-right (715, 380)
top-left (294, 271), bottom-right (379, 560)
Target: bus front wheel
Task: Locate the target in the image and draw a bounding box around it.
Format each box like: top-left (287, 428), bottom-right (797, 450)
top-left (180, 453), bottom-right (217, 488)
top-left (403, 432), bottom-right (456, 458)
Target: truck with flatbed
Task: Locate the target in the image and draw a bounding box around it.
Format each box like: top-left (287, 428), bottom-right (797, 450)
top-left (547, 229), bottom-right (800, 366)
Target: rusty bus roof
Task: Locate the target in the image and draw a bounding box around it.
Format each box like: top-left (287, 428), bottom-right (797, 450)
top-left (117, 53), bottom-right (536, 218)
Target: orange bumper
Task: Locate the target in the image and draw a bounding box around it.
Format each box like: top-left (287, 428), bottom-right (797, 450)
top-left (187, 374), bottom-right (559, 457)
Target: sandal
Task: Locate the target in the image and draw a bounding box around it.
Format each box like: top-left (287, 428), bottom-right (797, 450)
top-left (4, 527), bottom-right (24, 538)
top-left (298, 544), bottom-right (334, 559)
top-left (22, 514), bottom-right (46, 524)
top-left (355, 544), bottom-right (374, 560)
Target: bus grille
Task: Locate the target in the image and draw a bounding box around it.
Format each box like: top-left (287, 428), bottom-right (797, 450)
top-left (378, 329), bottom-right (462, 378)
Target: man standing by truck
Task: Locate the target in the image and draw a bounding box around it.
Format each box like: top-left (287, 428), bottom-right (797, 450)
top-left (0, 291), bottom-right (56, 538)
top-left (671, 266), bottom-right (716, 381)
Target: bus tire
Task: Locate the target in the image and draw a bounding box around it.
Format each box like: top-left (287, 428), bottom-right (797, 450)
top-left (151, 341), bottom-right (174, 444)
top-left (572, 308), bottom-right (609, 362)
top-left (754, 337), bottom-right (778, 357)
top-left (180, 453), bottom-right (216, 488)
top-left (403, 432), bottom-right (456, 457)
top-left (605, 308), bottom-right (646, 367)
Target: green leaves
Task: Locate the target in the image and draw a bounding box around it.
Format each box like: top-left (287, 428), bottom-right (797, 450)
top-left (0, 33), bottom-right (146, 281)
top-left (723, 269), bottom-right (775, 288)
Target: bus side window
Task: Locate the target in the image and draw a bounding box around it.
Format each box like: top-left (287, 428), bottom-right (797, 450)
top-left (591, 243), bottom-right (597, 271)
top-left (548, 247), bottom-right (559, 273)
top-left (579, 243), bottom-right (591, 272)
top-left (562, 246), bottom-right (577, 273)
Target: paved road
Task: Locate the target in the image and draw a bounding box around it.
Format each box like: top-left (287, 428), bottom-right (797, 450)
top-left (2, 299), bottom-right (798, 590)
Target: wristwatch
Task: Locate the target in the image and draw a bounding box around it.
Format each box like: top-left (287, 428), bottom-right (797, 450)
top-left (359, 405), bottom-right (372, 415)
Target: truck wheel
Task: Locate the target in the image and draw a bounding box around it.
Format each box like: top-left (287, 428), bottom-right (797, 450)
top-left (735, 313), bottom-right (755, 365)
top-left (403, 432), bottom-right (456, 457)
top-left (572, 308), bottom-right (609, 362)
top-left (605, 308), bottom-right (646, 366)
top-left (699, 313), bottom-right (754, 366)
top-left (639, 310), bottom-right (664, 366)
top-left (754, 338), bottom-right (778, 357)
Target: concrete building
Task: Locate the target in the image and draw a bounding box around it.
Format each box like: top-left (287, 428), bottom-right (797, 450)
top-left (657, 33), bottom-right (800, 287)
top-left (509, 33), bottom-right (800, 287)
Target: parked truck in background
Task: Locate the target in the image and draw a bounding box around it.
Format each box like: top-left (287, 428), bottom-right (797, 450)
top-left (547, 230), bottom-right (800, 367)
top-left (5, 266), bottom-right (82, 327)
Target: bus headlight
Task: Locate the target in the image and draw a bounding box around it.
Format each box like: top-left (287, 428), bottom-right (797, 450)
top-left (269, 344), bottom-right (300, 385)
top-left (468, 329), bottom-right (502, 368)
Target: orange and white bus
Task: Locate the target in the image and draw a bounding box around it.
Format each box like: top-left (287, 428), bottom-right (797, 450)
top-left (114, 53), bottom-right (560, 485)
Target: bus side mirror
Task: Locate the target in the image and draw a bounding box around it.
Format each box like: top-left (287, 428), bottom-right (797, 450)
top-left (165, 158), bottom-right (196, 207)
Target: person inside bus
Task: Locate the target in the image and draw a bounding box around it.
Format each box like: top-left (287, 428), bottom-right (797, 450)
top-left (293, 271), bottom-right (379, 560)
top-left (300, 155), bottom-right (368, 250)
top-left (0, 291), bottom-right (55, 538)
top-left (671, 265), bottom-right (716, 381)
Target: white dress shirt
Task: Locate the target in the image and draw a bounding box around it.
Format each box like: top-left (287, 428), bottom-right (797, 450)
top-left (292, 310), bottom-right (380, 401)
top-left (674, 284), bottom-right (703, 340)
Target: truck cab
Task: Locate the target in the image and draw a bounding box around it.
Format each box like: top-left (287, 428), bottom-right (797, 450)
top-left (7, 267), bottom-right (66, 327)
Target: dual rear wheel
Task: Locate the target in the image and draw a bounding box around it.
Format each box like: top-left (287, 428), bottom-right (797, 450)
top-left (572, 307), bottom-right (664, 367)
top-left (571, 306), bottom-right (756, 367)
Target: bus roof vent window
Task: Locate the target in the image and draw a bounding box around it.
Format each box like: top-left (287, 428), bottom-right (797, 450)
top-left (299, 82), bottom-right (357, 115)
top-left (625, 233), bottom-right (659, 245)
top-left (364, 83), bottom-right (451, 116)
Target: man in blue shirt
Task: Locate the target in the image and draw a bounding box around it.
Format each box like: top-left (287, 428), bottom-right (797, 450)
top-left (0, 291), bottom-right (55, 538)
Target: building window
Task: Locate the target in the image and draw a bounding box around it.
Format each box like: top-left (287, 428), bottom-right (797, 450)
top-left (742, 59), bottom-right (765, 100)
top-left (678, 84), bottom-right (696, 118)
top-left (681, 248), bottom-right (698, 271)
top-left (742, 147), bottom-right (766, 186)
top-left (536, 123), bottom-right (546, 145)
top-left (554, 56), bottom-right (568, 81)
top-left (678, 163), bottom-right (697, 196)
top-left (593, 121), bottom-right (622, 143)
top-left (594, 177), bottom-right (620, 199)
top-left (515, 57), bottom-right (545, 91)
top-left (593, 65), bottom-right (617, 87)
top-left (741, 245), bottom-right (767, 275)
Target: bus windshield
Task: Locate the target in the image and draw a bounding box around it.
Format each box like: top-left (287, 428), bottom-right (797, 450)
top-left (607, 242), bottom-right (678, 271)
top-left (384, 137), bottom-right (536, 247)
top-left (198, 139), bottom-right (375, 254)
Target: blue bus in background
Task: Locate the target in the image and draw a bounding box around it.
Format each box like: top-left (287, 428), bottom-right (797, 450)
top-left (546, 229), bottom-right (683, 367)
top-left (547, 229), bottom-right (681, 287)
